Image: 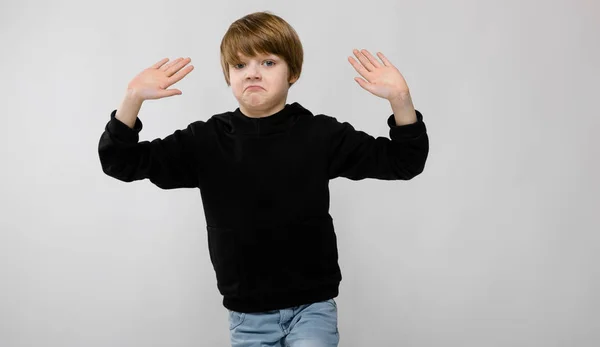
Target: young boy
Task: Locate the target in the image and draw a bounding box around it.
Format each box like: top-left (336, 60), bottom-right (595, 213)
top-left (98, 11), bottom-right (428, 347)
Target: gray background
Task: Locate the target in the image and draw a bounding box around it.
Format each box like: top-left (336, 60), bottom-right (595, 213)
top-left (1, 0), bottom-right (599, 346)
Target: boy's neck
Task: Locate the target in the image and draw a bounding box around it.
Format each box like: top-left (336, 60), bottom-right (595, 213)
top-left (238, 99), bottom-right (287, 119)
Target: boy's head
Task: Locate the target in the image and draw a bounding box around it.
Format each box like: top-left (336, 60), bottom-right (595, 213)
top-left (220, 11), bottom-right (303, 118)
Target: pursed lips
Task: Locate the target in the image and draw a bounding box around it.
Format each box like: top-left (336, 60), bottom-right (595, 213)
top-left (245, 86), bottom-right (264, 91)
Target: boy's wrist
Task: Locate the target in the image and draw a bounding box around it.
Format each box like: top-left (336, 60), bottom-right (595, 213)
top-left (124, 89), bottom-right (144, 105)
top-left (115, 91), bottom-right (144, 129)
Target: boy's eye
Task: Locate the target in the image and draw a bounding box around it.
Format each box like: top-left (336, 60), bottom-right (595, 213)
top-left (234, 60), bottom-right (275, 69)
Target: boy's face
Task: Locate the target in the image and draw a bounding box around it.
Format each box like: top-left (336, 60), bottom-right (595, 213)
top-left (229, 52), bottom-right (298, 118)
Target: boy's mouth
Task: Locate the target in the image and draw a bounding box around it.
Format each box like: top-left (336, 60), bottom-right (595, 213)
top-left (245, 86), bottom-right (264, 91)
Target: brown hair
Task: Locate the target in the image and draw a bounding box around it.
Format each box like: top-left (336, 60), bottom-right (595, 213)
top-left (220, 11), bottom-right (304, 88)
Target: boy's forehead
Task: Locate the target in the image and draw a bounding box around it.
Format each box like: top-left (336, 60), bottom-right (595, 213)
top-left (237, 52), bottom-right (277, 59)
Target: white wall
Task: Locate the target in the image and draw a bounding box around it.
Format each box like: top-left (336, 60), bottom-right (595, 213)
top-left (1, 0), bottom-right (599, 346)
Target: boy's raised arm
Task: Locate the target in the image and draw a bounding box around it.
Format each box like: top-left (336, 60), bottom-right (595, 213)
top-left (98, 57), bottom-right (201, 189)
top-left (328, 49), bottom-right (429, 181)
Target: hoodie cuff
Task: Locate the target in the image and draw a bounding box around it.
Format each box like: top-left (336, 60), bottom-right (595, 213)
top-left (387, 109), bottom-right (426, 141)
top-left (106, 109), bottom-right (143, 143)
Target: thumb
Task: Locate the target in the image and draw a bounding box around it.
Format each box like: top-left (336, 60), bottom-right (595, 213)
top-left (355, 77), bottom-right (371, 91)
top-left (160, 89), bottom-right (182, 98)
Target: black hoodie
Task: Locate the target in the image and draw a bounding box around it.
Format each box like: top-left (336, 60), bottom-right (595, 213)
top-left (98, 101), bottom-right (428, 313)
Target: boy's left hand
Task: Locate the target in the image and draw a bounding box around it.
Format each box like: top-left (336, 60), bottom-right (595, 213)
top-left (348, 49), bottom-right (410, 101)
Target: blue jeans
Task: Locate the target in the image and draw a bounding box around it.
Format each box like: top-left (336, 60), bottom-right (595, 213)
top-left (228, 298), bottom-right (340, 347)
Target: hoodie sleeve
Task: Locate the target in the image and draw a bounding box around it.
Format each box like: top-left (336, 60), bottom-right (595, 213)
top-left (98, 109), bottom-right (201, 189)
top-left (326, 109), bottom-right (428, 180)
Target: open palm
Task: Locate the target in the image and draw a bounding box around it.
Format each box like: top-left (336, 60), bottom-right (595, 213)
top-left (348, 49), bottom-right (410, 100)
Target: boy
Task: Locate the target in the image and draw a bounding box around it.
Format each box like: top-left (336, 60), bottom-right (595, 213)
top-left (98, 11), bottom-right (428, 347)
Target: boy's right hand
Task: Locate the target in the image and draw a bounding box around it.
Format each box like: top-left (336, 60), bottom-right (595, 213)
top-left (127, 57), bottom-right (194, 101)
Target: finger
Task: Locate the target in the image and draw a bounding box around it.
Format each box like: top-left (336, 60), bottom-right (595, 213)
top-left (360, 49), bottom-right (382, 69)
top-left (348, 56), bottom-right (371, 81)
top-left (353, 49), bottom-right (377, 71)
top-left (152, 58), bottom-right (169, 69)
top-left (376, 52), bottom-right (392, 67)
top-left (167, 65), bottom-right (194, 85)
top-left (162, 57), bottom-right (185, 74)
top-left (165, 58), bottom-right (192, 78)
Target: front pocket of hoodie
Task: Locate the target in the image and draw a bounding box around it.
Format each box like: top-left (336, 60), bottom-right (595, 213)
top-left (207, 218), bottom-right (340, 296)
top-left (288, 216), bottom-right (340, 277)
top-left (207, 225), bottom-right (241, 296)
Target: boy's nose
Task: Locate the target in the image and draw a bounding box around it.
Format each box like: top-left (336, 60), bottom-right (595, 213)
top-left (245, 73), bottom-right (262, 81)
top-left (245, 69), bottom-right (261, 78)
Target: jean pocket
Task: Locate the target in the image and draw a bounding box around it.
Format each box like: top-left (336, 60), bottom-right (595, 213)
top-left (228, 310), bottom-right (246, 330)
top-left (327, 298), bottom-right (337, 309)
